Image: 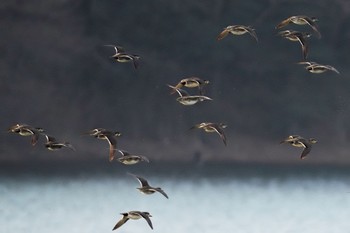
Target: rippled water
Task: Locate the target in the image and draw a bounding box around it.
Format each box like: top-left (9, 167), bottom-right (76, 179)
top-left (1, 164), bottom-right (350, 233)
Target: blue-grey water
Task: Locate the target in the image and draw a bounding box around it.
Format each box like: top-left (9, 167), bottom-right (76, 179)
top-left (1, 164), bottom-right (350, 233)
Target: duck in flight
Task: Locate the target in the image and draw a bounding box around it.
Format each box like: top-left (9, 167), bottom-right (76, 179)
top-left (117, 150), bottom-right (149, 165)
top-left (169, 77), bottom-right (209, 95)
top-left (217, 25), bottom-right (258, 42)
top-left (105, 44), bottom-right (140, 69)
top-left (167, 84), bottom-right (212, 106)
top-left (280, 135), bottom-right (317, 159)
top-left (128, 173), bottom-right (168, 199)
top-left (44, 134), bottom-right (75, 151)
top-left (8, 123), bottom-right (44, 146)
top-left (298, 61), bottom-right (340, 74)
top-left (112, 211), bottom-right (153, 231)
top-left (190, 122), bottom-right (228, 146)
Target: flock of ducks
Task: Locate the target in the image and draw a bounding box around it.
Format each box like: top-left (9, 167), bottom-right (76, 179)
top-left (217, 15), bottom-right (339, 74)
top-left (8, 124), bottom-right (164, 230)
top-left (276, 16), bottom-right (339, 73)
top-left (7, 14), bottom-right (341, 230)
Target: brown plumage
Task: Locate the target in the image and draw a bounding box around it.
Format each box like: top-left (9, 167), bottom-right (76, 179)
top-left (85, 128), bottom-right (122, 161)
top-left (276, 15), bottom-right (321, 38)
top-left (190, 122), bottom-right (228, 146)
top-left (280, 135), bottom-right (317, 159)
top-left (8, 123), bottom-right (44, 146)
top-left (217, 25), bottom-right (258, 42)
top-left (278, 30), bottom-right (311, 60)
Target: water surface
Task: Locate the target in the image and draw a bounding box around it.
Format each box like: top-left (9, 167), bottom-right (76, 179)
top-left (1, 163), bottom-right (350, 233)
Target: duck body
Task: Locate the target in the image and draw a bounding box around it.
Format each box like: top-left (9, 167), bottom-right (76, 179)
top-left (170, 77), bottom-right (209, 95)
top-left (113, 53), bottom-right (140, 69)
top-left (168, 84), bottom-right (212, 106)
top-left (44, 135), bottom-right (75, 151)
top-left (117, 150), bottom-right (149, 165)
top-left (105, 44), bottom-right (140, 69)
top-left (176, 95), bottom-right (212, 105)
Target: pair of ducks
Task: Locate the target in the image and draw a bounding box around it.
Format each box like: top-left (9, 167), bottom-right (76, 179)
top-left (216, 15), bottom-right (320, 44)
top-left (86, 128), bottom-right (149, 163)
top-left (168, 77), bottom-right (211, 106)
top-left (280, 135), bottom-right (317, 159)
top-left (8, 124), bottom-right (75, 151)
top-left (105, 44), bottom-right (140, 69)
top-left (276, 15), bottom-right (321, 61)
top-left (112, 174), bottom-right (169, 230)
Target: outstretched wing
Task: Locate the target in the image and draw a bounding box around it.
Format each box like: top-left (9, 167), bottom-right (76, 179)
top-left (104, 44), bottom-right (125, 55)
top-left (303, 17), bottom-right (321, 38)
top-left (299, 139), bottom-right (312, 159)
top-left (63, 142), bottom-right (75, 151)
top-left (155, 188), bottom-right (169, 199)
top-left (300, 144), bottom-right (312, 159)
top-left (212, 126), bottom-right (227, 146)
top-left (112, 216), bottom-right (129, 231)
top-left (105, 134), bottom-right (117, 162)
top-left (135, 175), bottom-right (150, 187)
top-left (140, 156), bottom-right (150, 163)
top-left (217, 28), bottom-right (230, 41)
top-left (326, 65), bottom-right (340, 74)
top-left (45, 134), bottom-right (56, 143)
top-left (276, 17), bottom-right (292, 29)
top-left (139, 212), bottom-right (153, 229)
top-left (245, 27), bottom-right (258, 42)
top-left (167, 84), bottom-right (189, 97)
top-left (294, 33), bottom-right (309, 60)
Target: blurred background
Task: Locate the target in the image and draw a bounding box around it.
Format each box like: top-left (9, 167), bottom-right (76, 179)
top-left (1, 0), bottom-right (350, 165)
top-left (1, 1), bottom-right (350, 233)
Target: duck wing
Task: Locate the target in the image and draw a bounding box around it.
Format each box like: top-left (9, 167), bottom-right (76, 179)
top-left (299, 140), bottom-right (312, 159)
top-left (155, 187), bottom-right (169, 199)
top-left (135, 175), bottom-right (150, 187)
top-left (212, 126), bottom-right (227, 146)
top-left (139, 212), bottom-right (153, 229)
top-left (217, 28), bottom-right (230, 41)
top-left (112, 215), bottom-right (129, 231)
top-left (245, 26), bottom-right (258, 42)
top-left (276, 17), bottom-right (292, 29)
top-left (303, 17), bottom-right (321, 38)
top-left (294, 33), bottom-right (309, 60)
top-left (105, 134), bottom-right (117, 162)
